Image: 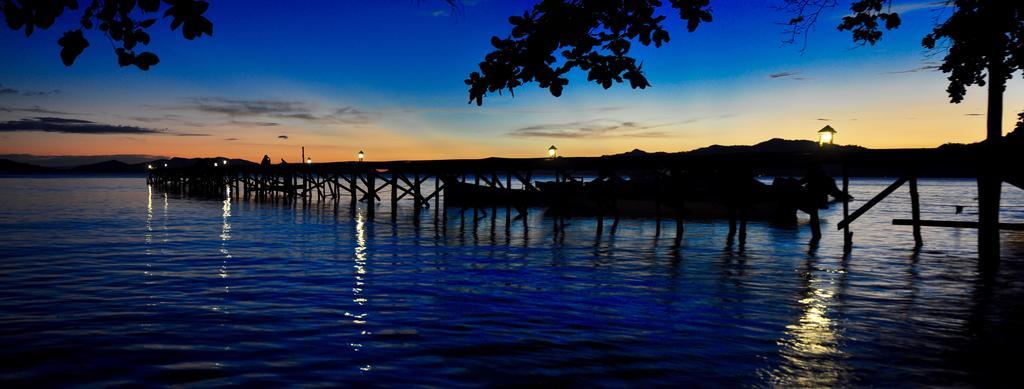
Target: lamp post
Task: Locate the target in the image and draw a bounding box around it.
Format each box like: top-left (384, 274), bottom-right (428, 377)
top-left (548, 145), bottom-right (558, 158)
top-left (818, 125), bottom-right (837, 146)
top-left (358, 150), bottom-right (365, 162)
top-left (306, 157), bottom-right (312, 164)
top-left (222, 159), bottom-right (228, 165)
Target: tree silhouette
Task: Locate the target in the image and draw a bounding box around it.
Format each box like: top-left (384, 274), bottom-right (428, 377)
top-left (1, 0), bottom-right (212, 70)
top-left (782, 0), bottom-right (1022, 260)
top-left (464, 0), bottom-right (712, 106)
top-left (468, 0), bottom-right (1020, 260)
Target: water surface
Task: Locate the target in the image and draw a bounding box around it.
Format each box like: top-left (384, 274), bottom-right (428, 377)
top-left (1, 177), bottom-right (1023, 386)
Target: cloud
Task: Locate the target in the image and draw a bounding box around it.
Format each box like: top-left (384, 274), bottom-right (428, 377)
top-left (0, 84), bottom-right (61, 96)
top-left (769, 72), bottom-right (812, 80)
top-left (964, 113), bottom-right (984, 116)
top-left (817, 118), bottom-right (831, 121)
top-left (509, 119), bottom-right (672, 139)
top-left (230, 120), bottom-right (279, 127)
top-left (19, 89), bottom-right (61, 97)
top-left (0, 117), bottom-right (164, 134)
top-left (886, 65), bottom-right (940, 74)
top-left (224, 138), bottom-right (240, 141)
top-left (124, 113), bottom-right (208, 127)
top-left (681, 113), bottom-right (734, 124)
top-left (174, 97), bottom-right (377, 125)
top-left (175, 133), bottom-right (210, 136)
top-left (890, 1), bottom-right (948, 14)
top-left (331, 106), bottom-right (377, 124)
top-left (0, 106), bottom-right (74, 115)
top-left (277, 135), bottom-right (289, 140)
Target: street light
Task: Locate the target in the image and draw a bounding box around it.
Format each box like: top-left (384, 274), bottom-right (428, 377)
top-left (222, 159), bottom-right (228, 165)
top-left (147, 164), bottom-right (153, 170)
top-left (306, 157), bottom-right (313, 164)
top-left (358, 150), bottom-right (365, 162)
top-left (213, 162), bottom-right (219, 167)
top-left (818, 125), bottom-right (837, 146)
top-left (163, 163), bottom-right (168, 168)
top-left (548, 145), bottom-right (558, 158)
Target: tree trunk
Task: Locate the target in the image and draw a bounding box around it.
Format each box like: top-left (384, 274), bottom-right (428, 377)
top-left (978, 60), bottom-right (1003, 262)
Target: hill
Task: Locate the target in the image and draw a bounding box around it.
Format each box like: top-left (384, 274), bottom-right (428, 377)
top-left (0, 159), bottom-right (54, 174)
top-left (69, 160), bottom-right (146, 174)
top-left (688, 138), bottom-right (865, 155)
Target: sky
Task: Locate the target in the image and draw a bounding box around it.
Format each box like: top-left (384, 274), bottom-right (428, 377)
top-left (1, 0), bottom-right (1022, 162)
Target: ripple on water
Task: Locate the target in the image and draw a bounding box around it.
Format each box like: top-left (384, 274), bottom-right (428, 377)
top-left (0, 176), bottom-right (1022, 386)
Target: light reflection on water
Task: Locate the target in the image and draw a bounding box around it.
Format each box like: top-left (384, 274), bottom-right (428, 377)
top-left (351, 212), bottom-right (371, 372)
top-left (0, 176), bottom-right (1022, 386)
top-left (770, 258), bottom-right (849, 387)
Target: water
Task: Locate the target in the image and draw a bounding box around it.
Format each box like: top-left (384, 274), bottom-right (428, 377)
top-left (1, 176), bottom-right (1023, 386)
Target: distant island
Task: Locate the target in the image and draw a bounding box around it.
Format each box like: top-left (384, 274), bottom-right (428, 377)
top-left (0, 156), bottom-right (254, 175)
top-left (3, 132), bottom-right (1021, 179)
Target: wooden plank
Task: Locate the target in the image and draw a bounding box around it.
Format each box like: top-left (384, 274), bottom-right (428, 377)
top-left (909, 176), bottom-right (922, 247)
top-left (892, 219), bottom-right (1024, 231)
top-left (423, 184), bottom-right (445, 203)
top-left (837, 176), bottom-right (908, 230)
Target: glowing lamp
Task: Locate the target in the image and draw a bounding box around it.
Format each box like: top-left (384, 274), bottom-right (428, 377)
top-left (213, 162), bottom-right (219, 167)
top-left (163, 163), bottom-right (168, 168)
top-left (548, 145), bottom-right (558, 158)
top-left (306, 157), bottom-right (313, 164)
top-left (358, 150), bottom-right (365, 162)
top-left (147, 164), bottom-right (153, 170)
top-left (818, 125), bottom-right (837, 146)
top-left (222, 159), bottom-right (228, 165)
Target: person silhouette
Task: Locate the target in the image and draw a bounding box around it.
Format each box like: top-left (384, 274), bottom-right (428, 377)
top-left (261, 155), bottom-right (271, 168)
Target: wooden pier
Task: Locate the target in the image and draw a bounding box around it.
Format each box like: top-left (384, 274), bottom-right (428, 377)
top-left (147, 149), bottom-right (1022, 253)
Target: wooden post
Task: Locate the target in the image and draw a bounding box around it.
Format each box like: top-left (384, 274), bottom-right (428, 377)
top-left (473, 173), bottom-right (480, 226)
top-left (413, 172), bottom-right (422, 213)
top-left (441, 175), bottom-right (448, 235)
top-left (728, 207), bottom-right (737, 241)
top-left (391, 172), bottom-right (399, 223)
top-left (843, 164), bottom-right (852, 251)
top-left (610, 173), bottom-right (619, 235)
top-left (674, 172), bottom-right (685, 246)
top-left (349, 173), bottom-right (358, 216)
top-left (738, 208), bottom-right (747, 245)
top-left (909, 175), bottom-right (923, 248)
top-left (490, 171), bottom-right (497, 237)
top-left (434, 175), bottom-right (440, 224)
top-left (505, 172), bottom-right (512, 234)
top-left (655, 172), bottom-right (662, 237)
top-left (367, 172), bottom-right (376, 220)
top-left (809, 208), bottom-right (821, 243)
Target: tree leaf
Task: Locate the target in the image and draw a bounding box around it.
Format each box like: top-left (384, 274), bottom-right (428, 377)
top-left (139, 0), bottom-right (160, 12)
top-left (134, 51), bottom-right (159, 70)
top-left (57, 29), bottom-right (89, 66)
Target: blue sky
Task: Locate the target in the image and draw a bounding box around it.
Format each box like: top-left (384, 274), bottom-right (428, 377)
top-left (1, 0), bottom-right (1021, 161)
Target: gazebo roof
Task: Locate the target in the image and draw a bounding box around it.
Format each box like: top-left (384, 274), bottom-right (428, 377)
top-left (818, 125), bottom-right (837, 134)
